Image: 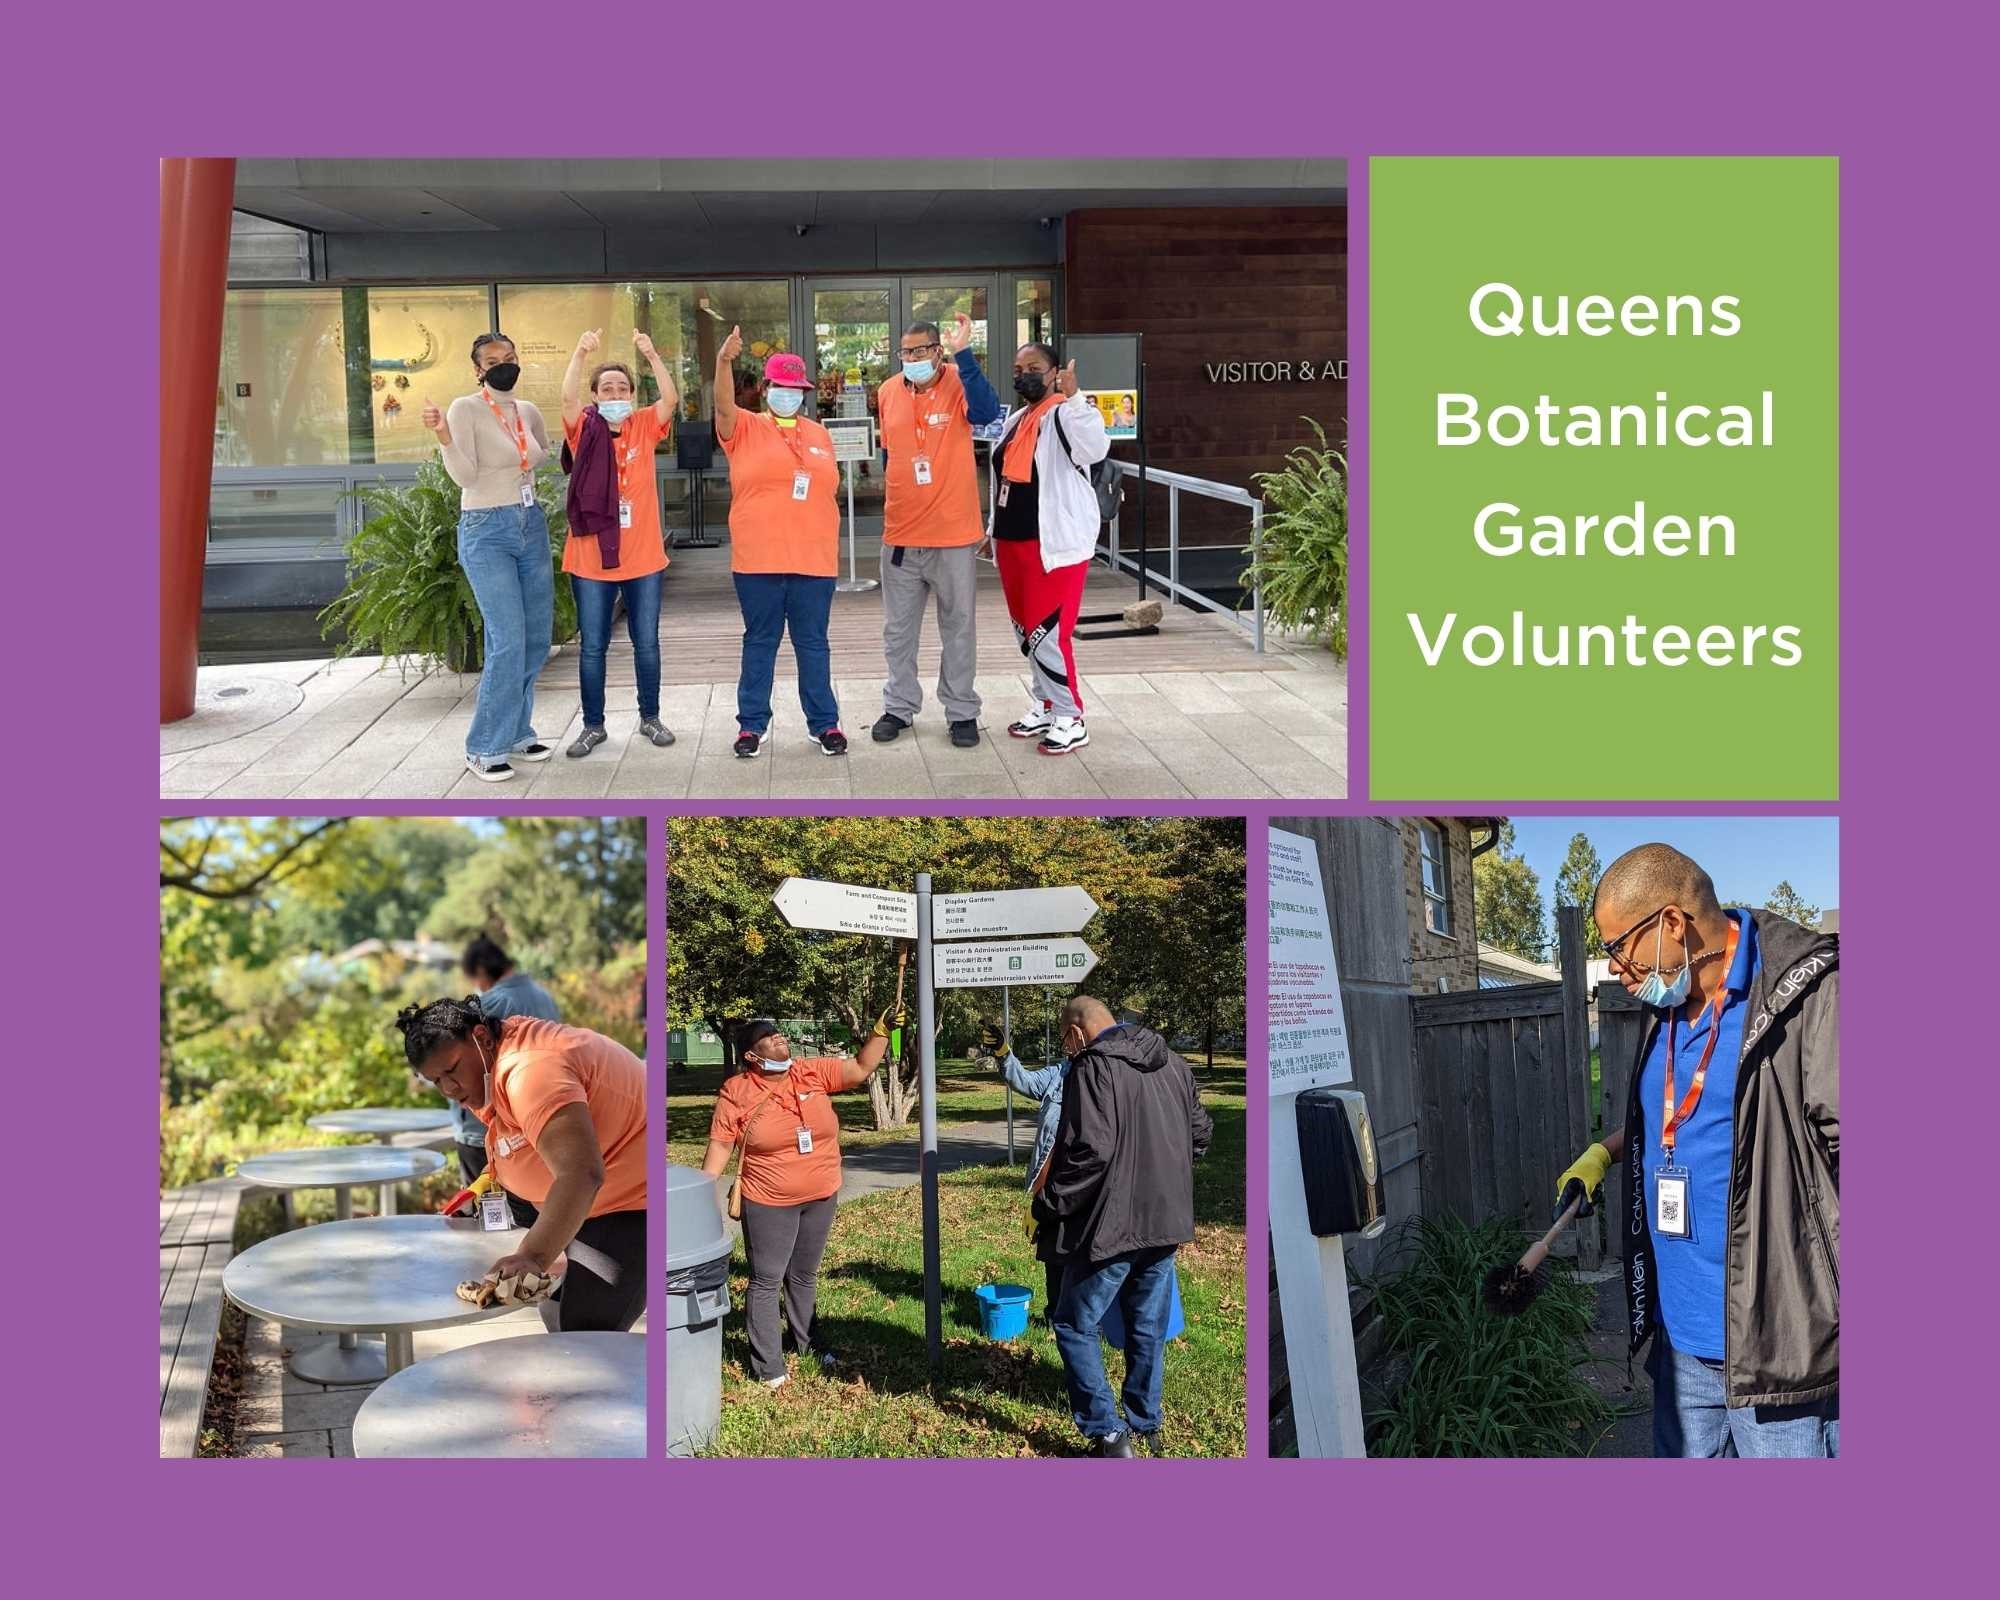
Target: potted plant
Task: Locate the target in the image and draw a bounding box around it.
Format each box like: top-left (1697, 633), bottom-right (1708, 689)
top-left (1241, 418), bottom-right (1348, 660)
top-left (320, 460), bottom-right (577, 675)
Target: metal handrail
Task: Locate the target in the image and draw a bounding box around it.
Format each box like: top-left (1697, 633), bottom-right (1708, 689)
top-left (1100, 460), bottom-right (1266, 653)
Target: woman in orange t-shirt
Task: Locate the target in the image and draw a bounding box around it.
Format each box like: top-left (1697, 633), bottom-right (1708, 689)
top-left (712, 327), bottom-right (846, 760)
top-left (700, 1012), bottom-right (899, 1386)
top-left (559, 327), bottom-right (679, 759)
top-left (398, 998), bottom-right (647, 1332)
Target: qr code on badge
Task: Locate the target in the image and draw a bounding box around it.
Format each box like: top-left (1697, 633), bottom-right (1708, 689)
top-left (1660, 1190), bottom-right (1684, 1227)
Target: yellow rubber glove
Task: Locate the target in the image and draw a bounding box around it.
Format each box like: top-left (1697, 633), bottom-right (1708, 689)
top-left (1554, 1142), bottom-right (1612, 1221)
top-left (870, 1009), bottom-right (892, 1039)
top-left (978, 1021), bottom-right (1010, 1059)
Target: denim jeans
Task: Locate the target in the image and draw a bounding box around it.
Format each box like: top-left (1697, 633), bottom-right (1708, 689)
top-left (732, 572), bottom-right (838, 735)
top-left (1052, 1245), bottom-right (1177, 1438)
top-left (574, 570), bottom-right (662, 727)
top-left (458, 503), bottom-right (554, 765)
top-left (1648, 1338), bottom-right (1840, 1458)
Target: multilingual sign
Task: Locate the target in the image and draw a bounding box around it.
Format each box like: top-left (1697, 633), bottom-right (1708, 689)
top-left (932, 886), bottom-right (1098, 940)
top-left (771, 876), bottom-right (917, 939)
top-left (933, 937), bottom-right (1099, 989)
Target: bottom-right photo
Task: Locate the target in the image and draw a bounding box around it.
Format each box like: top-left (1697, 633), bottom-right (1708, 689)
top-left (1268, 815), bottom-right (1839, 1460)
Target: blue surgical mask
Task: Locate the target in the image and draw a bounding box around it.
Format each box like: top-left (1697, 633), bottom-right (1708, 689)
top-left (767, 387), bottom-right (805, 418)
top-left (1632, 917), bottom-right (1692, 1009)
top-left (596, 399), bottom-right (634, 424)
top-left (902, 359), bottom-right (936, 386)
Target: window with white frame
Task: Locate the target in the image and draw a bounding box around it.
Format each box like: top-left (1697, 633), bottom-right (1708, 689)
top-left (1419, 821), bottom-right (1453, 937)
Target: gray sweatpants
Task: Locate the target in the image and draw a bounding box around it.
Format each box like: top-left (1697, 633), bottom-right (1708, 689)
top-left (880, 541), bottom-right (981, 723)
top-left (740, 1193), bottom-right (839, 1381)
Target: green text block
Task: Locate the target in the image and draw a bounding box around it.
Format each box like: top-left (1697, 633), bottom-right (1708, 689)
top-left (1369, 157), bottom-right (1838, 799)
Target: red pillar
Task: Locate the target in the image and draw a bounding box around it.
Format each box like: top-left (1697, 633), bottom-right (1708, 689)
top-left (160, 158), bottom-right (235, 723)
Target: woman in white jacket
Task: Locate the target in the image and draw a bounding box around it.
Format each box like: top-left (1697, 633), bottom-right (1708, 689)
top-left (987, 343), bottom-right (1110, 755)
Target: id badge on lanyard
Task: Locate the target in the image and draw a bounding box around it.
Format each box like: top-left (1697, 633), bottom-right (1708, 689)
top-left (795, 1090), bottom-right (814, 1154)
top-left (520, 481), bottom-right (536, 507)
top-left (1654, 921), bottom-right (1737, 1246)
top-left (1654, 1163), bottom-right (1694, 1241)
top-left (479, 1188), bottom-right (512, 1232)
top-left (913, 454), bottom-right (933, 486)
top-left (618, 441), bottom-right (635, 526)
top-left (792, 471), bottom-right (812, 501)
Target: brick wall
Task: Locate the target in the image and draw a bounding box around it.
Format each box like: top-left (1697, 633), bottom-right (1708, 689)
top-left (1402, 818), bottom-right (1478, 994)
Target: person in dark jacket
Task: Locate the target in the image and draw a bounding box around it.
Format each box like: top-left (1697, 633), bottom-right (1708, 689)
top-left (1034, 997), bottom-right (1213, 1457)
top-left (1554, 843), bottom-right (1838, 1458)
top-left (452, 935), bottom-right (561, 1180)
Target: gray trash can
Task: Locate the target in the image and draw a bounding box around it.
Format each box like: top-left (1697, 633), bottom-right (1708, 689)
top-left (665, 1162), bottom-right (732, 1457)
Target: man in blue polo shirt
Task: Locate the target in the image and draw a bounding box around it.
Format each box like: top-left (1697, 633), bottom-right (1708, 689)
top-left (1554, 843), bottom-right (1839, 1459)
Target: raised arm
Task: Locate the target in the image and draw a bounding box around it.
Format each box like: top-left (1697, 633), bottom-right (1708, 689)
top-left (1055, 361), bottom-right (1110, 463)
top-left (947, 312), bottom-right (1001, 425)
top-left (712, 325), bottom-right (744, 442)
top-left (831, 1010), bottom-right (898, 1091)
top-left (562, 328), bottom-right (602, 428)
top-left (635, 330), bottom-right (680, 426)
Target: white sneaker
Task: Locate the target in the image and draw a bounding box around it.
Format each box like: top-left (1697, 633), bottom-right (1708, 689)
top-left (761, 1373), bottom-right (790, 1389)
top-left (1038, 717), bottom-right (1089, 755)
top-left (1008, 701), bottom-right (1054, 738)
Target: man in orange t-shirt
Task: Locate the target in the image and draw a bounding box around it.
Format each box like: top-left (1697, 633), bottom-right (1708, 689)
top-left (398, 998), bottom-right (647, 1332)
top-left (559, 327), bottom-right (678, 759)
top-left (872, 313), bottom-right (1004, 749)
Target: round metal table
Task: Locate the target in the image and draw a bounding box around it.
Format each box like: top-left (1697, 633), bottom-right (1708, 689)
top-left (308, 1107), bottom-right (457, 1218)
top-left (235, 1147), bottom-right (448, 1384)
top-left (352, 1332), bottom-right (645, 1458)
top-left (223, 1215), bottom-right (531, 1386)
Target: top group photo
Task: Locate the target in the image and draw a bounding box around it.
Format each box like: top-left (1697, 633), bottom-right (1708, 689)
top-left (162, 159), bottom-right (1350, 802)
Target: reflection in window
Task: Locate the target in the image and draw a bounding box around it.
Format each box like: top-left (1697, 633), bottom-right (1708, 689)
top-left (1016, 278), bottom-right (1056, 351)
top-left (215, 286), bottom-right (489, 467)
top-left (1419, 821), bottom-right (1453, 937)
top-left (499, 280), bottom-right (791, 442)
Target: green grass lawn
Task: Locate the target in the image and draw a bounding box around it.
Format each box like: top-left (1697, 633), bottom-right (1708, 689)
top-left (691, 1058), bottom-right (1247, 1458)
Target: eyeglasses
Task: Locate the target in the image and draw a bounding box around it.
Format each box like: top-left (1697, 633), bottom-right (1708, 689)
top-left (899, 342), bottom-right (941, 358)
top-left (1601, 905), bottom-right (1670, 974)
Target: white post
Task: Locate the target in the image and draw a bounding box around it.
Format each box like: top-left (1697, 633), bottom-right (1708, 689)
top-left (1269, 1092), bottom-right (1367, 1458)
top-left (917, 871), bottom-right (941, 1367)
top-left (836, 454), bottom-right (877, 594)
top-left (1002, 985), bottom-right (1014, 1166)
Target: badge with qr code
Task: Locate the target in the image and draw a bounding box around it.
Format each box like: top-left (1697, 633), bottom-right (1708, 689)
top-left (1655, 1166), bottom-right (1693, 1241)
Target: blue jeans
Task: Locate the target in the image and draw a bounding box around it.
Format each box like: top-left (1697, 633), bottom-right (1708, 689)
top-left (574, 570), bottom-right (662, 727)
top-left (1052, 1245), bottom-right (1177, 1439)
top-left (458, 503), bottom-right (554, 765)
top-left (1648, 1338), bottom-right (1840, 1458)
top-left (732, 573), bottom-right (838, 736)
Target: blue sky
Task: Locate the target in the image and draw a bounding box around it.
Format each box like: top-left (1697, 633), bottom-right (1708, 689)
top-left (1504, 816), bottom-right (1840, 929)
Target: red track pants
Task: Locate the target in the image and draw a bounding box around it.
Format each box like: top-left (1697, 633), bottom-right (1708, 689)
top-left (994, 539), bottom-right (1088, 718)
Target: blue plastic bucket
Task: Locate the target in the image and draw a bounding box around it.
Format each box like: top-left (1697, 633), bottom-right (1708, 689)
top-left (1097, 1265), bottom-right (1187, 1350)
top-left (975, 1282), bottom-right (1034, 1340)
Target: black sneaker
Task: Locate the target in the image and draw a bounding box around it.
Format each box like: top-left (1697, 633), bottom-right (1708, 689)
top-left (949, 719), bottom-right (980, 748)
top-left (566, 727), bottom-right (607, 759)
top-left (810, 728), bottom-right (849, 757)
top-left (734, 730), bottom-right (766, 759)
top-left (510, 742), bottom-right (553, 763)
top-left (637, 717), bottom-right (676, 747)
top-left (871, 713), bottom-right (910, 743)
top-left (465, 757), bottom-right (516, 783)
top-left (1090, 1431), bottom-right (1137, 1458)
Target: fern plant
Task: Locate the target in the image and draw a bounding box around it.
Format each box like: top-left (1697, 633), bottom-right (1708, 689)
top-left (1242, 418), bottom-right (1348, 659)
top-left (320, 459), bottom-right (576, 675)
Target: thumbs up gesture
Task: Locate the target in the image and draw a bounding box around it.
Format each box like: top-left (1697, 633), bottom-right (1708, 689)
top-left (421, 397), bottom-right (450, 444)
top-left (718, 324), bottom-right (744, 364)
top-left (1055, 359), bottom-right (1079, 398)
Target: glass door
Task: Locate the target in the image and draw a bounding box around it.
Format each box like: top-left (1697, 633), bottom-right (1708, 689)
top-left (904, 276), bottom-right (999, 507)
top-left (807, 279), bottom-right (895, 513)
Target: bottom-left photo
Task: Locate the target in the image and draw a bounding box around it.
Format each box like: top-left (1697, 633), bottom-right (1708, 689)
top-left (159, 814), bottom-right (648, 1459)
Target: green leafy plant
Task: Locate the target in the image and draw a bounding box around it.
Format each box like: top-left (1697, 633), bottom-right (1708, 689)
top-left (320, 460), bottom-right (576, 674)
top-left (1359, 1213), bottom-right (1610, 1457)
top-left (1242, 418), bottom-right (1348, 659)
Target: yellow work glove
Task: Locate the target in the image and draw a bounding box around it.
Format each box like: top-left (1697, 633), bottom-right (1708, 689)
top-left (870, 1006), bottom-right (906, 1040)
top-left (1554, 1142), bottom-right (1613, 1221)
top-left (978, 1021), bottom-right (1010, 1059)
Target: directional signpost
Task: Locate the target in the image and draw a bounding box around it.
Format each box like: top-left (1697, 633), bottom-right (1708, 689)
top-left (772, 871), bottom-right (1098, 1372)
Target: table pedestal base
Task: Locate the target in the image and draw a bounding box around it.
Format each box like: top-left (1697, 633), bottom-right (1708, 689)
top-left (291, 1336), bottom-right (388, 1386)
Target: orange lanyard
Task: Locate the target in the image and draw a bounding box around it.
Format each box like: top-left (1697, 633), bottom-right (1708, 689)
top-left (480, 390), bottom-right (531, 473)
top-left (1660, 920), bottom-right (1740, 1158)
top-left (614, 430), bottom-right (640, 503)
top-left (770, 414), bottom-right (809, 466)
top-left (905, 373), bottom-right (947, 459)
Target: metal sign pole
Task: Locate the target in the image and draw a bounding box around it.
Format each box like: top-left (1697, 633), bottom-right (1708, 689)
top-left (1003, 985), bottom-right (1014, 1166)
top-left (835, 450), bottom-right (877, 595)
top-left (917, 870), bottom-right (942, 1369)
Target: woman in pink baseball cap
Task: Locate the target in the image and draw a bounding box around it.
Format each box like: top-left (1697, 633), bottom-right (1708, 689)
top-left (712, 329), bottom-right (847, 758)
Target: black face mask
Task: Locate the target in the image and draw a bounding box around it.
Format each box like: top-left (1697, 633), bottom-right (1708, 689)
top-left (1013, 371), bottom-right (1048, 404)
top-left (481, 362), bottom-right (521, 392)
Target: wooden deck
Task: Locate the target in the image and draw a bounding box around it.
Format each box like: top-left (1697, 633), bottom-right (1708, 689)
top-left (160, 1179), bottom-right (247, 1457)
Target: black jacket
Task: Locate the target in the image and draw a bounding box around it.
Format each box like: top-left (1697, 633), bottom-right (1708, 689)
top-left (1621, 910), bottom-right (1839, 1408)
top-left (1033, 1024), bottom-right (1213, 1266)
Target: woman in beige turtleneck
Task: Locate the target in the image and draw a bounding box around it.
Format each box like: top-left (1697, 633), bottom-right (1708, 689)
top-left (420, 333), bottom-right (556, 783)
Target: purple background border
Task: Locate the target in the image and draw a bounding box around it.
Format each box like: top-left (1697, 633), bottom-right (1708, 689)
top-left (14, 0), bottom-right (1987, 1587)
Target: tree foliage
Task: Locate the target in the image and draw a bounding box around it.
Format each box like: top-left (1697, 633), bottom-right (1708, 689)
top-left (1553, 832), bottom-right (1605, 955)
top-left (160, 816), bottom-right (646, 1190)
top-left (1760, 880), bottom-right (1822, 929)
top-left (1472, 820), bottom-right (1548, 960)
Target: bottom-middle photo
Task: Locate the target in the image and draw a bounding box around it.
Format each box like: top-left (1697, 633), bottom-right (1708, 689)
top-left (665, 814), bottom-right (1247, 1460)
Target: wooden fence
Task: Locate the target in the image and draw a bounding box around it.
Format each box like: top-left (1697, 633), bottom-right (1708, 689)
top-left (1409, 906), bottom-right (1602, 1268)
